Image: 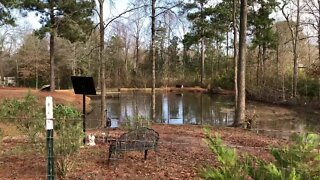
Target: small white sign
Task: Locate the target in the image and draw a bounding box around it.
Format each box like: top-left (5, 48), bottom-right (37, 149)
top-left (46, 96), bottom-right (53, 120)
top-left (46, 96), bottom-right (53, 130)
top-left (87, 134), bottom-right (96, 146)
top-left (46, 120), bottom-right (53, 130)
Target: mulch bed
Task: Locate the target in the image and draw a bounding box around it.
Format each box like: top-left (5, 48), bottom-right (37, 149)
top-left (0, 124), bottom-right (284, 179)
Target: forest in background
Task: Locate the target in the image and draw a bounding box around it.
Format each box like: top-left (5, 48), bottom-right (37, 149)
top-left (0, 0), bottom-right (320, 103)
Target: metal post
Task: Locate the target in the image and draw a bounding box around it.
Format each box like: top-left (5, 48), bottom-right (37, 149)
top-left (46, 96), bottom-right (54, 180)
top-left (47, 129), bottom-right (54, 180)
top-left (83, 93), bottom-right (86, 144)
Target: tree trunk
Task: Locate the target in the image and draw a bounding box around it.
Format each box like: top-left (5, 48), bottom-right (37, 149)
top-left (135, 35), bottom-right (139, 69)
top-left (262, 45), bottom-right (267, 85)
top-left (99, 0), bottom-right (106, 127)
top-left (226, 30), bottom-right (229, 57)
top-left (233, 0), bottom-right (238, 113)
top-left (318, 0), bottom-right (320, 99)
top-left (256, 45), bottom-right (261, 86)
top-left (36, 58), bottom-right (38, 89)
top-left (15, 59), bottom-right (19, 87)
top-left (49, 2), bottom-right (56, 92)
top-left (200, 2), bottom-right (205, 87)
top-left (0, 53), bottom-right (3, 86)
top-left (318, 0), bottom-right (320, 64)
top-left (292, 0), bottom-right (300, 97)
top-left (282, 73), bottom-right (286, 101)
top-left (201, 37), bottom-right (205, 87)
top-left (276, 45), bottom-right (280, 82)
top-left (151, 0), bottom-right (156, 121)
top-left (72, 44), bottom-right (76, 76)
top-left (234, 0), bottom-right (247, 126)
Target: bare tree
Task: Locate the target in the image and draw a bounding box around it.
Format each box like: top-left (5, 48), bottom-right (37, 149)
top-left (280, 0), bottom-right (304, 97)
top-left (304, 0), bottom-right (320, 62)
top-left (17, 34), bottom-right (50, 88)
top-left (130, 8), bottom-right (145, 70)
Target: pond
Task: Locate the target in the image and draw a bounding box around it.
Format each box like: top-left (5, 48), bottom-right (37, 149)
top-left (87, 92), bottom-right (320, 138)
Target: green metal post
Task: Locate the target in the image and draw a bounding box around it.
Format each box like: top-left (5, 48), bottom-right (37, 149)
top-left (46, 96), bottom-right (54, 180)
top-left (47, 129), bottom-right (54, 180)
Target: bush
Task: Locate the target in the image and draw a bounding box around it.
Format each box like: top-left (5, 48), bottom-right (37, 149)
top-left (297, 77), bottom-right (319, 97)
top-left (0, 93), bottom-right (44, 143)
top-left (200, 128), bottom-right (251, 179)
top-left (53, 104), bottom-right (83, 179)
top-left (200, 129), bottom-right (320, 180)
top-left (121, 115), bottom-right (150, 130)
top-left (212, 72), bottom-right (234, 90)
top-left (265, 133), bottom-right (320, 179)
top-left (0, 95), bottom-right (84, 179)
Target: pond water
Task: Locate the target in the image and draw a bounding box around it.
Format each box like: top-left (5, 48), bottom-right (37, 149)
top-left (87, 92), bottom-right (320, 138)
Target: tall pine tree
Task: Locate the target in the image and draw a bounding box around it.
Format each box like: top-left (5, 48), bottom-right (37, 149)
top-left (248, 0), bottom-right (277, 86)
top-left (182, 0), bottom-right (212, 87)
top-left (0, 0), bottom-right (17, 26)
top-left (22, 0), bottom-right (95, 91)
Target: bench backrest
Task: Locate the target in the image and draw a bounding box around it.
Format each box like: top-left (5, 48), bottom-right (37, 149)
top-left (108, 127), bottom-right (159, 160)
top-left (119, 127), bottom-right (159, 144)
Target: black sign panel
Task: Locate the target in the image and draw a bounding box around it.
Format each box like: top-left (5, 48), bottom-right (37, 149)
top-left (71, 76), bottom-right (96, 95)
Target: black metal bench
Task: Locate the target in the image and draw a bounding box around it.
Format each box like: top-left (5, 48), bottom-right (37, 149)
top-left (108, 127), bottom-right (159, 161)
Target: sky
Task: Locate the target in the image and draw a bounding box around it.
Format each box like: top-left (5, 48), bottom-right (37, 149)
top-left (24, 0), bottom-right (130, 30)
top-left (3, 0), bottom-right (319, 49)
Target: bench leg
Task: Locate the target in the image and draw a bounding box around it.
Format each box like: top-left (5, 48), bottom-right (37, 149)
top-left (155, 148), bottom-right (159, 166)
top-left (144, 150), bottom-right (148, 160)
top-left (108, 151), bottom-right (112, 160)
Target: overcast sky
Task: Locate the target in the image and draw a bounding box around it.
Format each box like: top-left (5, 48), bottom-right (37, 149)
top-left (23, 0), bottom-right (130, 30)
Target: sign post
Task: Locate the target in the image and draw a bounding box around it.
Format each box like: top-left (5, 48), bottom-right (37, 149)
top-left (46, 96), bottom-right (54, 180)
top-left (71, 76), bottom-right (96, 144)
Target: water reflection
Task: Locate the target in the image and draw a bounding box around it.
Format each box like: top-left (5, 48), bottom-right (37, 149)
top-left (86, 92), bottom-right (320, 139)
top-left (86, 92), bottom-right (235, 128)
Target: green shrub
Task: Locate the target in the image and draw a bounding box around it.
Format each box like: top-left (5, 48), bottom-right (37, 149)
top-left (121, 115), bottom-right (150, 130)
top-left (266, 133), bottom-right (320, 179)
top-left (200, 128), bottom-right (251, 180)
top-left (53, 104), bottom-right (83, 179)
top-left (200, 129), bottom-right (320, 180)
top-left (0, 93), bottom-right (44, 143)
top-left (0, 95), bottom-right (84, 179)
top-left (297, 77), bottom-right (319, 97)
top-left (212, 72), bottom-right (234, 90)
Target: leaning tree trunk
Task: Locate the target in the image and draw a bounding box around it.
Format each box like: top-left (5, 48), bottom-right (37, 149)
top-left (99, 0), bottom-right (106, 127)
top-left (151, 0), bottom-right (156, 121)
top-left (234, 0), bottom-right (247, 126)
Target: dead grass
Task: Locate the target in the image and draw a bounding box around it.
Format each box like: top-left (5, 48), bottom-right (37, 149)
top-left (0, 123), bottom-right (21, 137)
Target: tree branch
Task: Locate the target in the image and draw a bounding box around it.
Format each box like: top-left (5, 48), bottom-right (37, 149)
top-left (103, 5), bottom-right (148, 30)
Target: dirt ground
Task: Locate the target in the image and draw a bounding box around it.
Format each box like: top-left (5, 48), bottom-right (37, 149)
top-left (0, 124), bottom-right (283, 179)
top-left (0, 87), bottom-right (89, 112)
